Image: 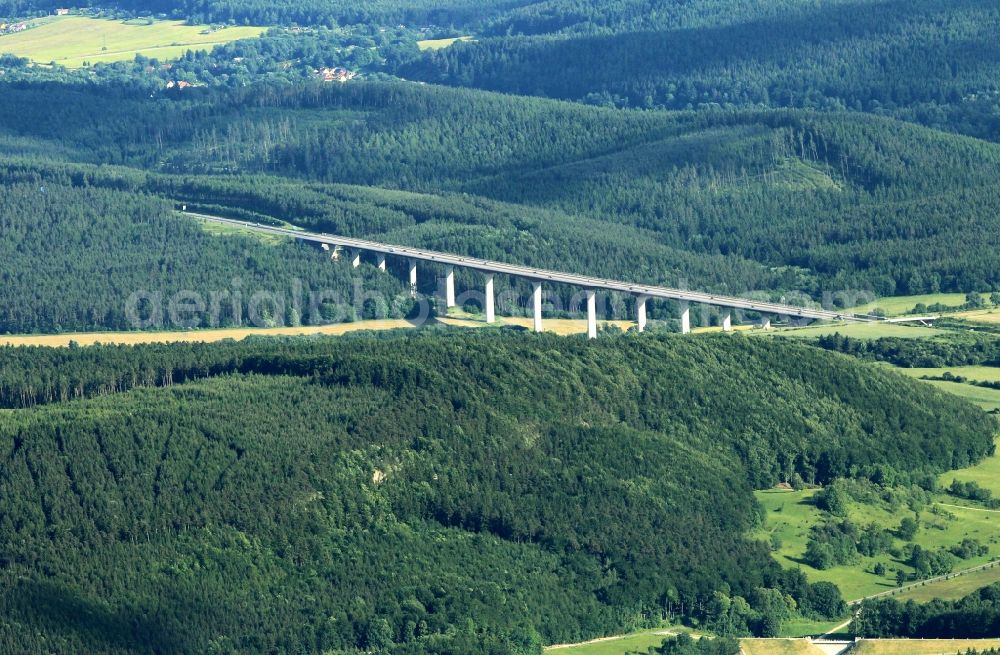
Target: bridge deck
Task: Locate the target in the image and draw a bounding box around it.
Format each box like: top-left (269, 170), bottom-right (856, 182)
top-left (185, 212), bottom-right (874, 323)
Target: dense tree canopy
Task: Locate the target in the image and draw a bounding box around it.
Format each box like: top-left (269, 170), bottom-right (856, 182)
top-left (0, 181), bottom-right (412, 334)
top-left (0, 80), bottom-right (999, 334)
top-left (0, 332), bottom-right (993, 653)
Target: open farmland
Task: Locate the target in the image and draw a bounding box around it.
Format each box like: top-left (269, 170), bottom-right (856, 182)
top-left (754, 487), bottom-right (1000, 601)
top-left (853, 639), bottom-right (1000, 655)
top-left (0, 16), bottom-right (264, 67)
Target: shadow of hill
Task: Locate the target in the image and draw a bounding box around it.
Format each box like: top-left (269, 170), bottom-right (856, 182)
top-left (2, 579), bottom-right (191, 654)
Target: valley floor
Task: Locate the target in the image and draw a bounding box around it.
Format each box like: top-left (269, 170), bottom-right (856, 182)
top-left (0, 315), bottom-right (639, 347)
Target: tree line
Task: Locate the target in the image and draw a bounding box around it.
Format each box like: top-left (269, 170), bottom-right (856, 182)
top-left (855, 583), bottom-right (1000, 638)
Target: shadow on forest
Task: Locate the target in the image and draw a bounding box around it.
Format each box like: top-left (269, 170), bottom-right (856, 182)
top-left (4, 579), bottom-right (192, 653)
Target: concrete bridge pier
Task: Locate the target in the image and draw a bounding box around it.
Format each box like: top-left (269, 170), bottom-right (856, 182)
top-left (321, 243), bottom-right (340, 260)
top-left (485, 274), bottom-right (495, 323)
top-left (680, 301), bottom-right (691, 334)
top-left (444, 266), bottom-right (456, 308)
top-left (722, 313), bottom-right (732, 332)
top-left (376, 253), bottom-right (386, 271)
top-left (761, 317), bottom-right (771, 330)
top-left (532, 281), bottom-right (543, 333)
top-left (586, 290), bottom-right (598, 339)
top-left (636, 295), bottom-right (648, 333)
top-left (408, 259), bottom-right (417, 297)
top-left (350, 250), bottom-right (361, 268)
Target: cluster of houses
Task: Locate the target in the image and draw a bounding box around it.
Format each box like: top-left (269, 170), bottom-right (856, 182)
top-left (0, 9), bottom-right (69, 35)
top-left (316, 67), bottom-right (356, 83)
top-left (0, 21), bottom-right (28, 35)
top-left (165, 80), bottom-right (194, 90)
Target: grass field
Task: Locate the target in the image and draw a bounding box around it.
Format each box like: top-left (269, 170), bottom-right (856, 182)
top-left (545, 630), bottom-right (679, 654)
top-left (199, 220), bottom-right (287, 244)
top-left (853, 639), bottom-right (1000, 654)
top-left (867, 346), bottom-right (1000, 409)
top-left (416, 35), bottom-right (473, 50)
top-left (937, 437), bottom-right (1000, 497)
top-left (776, 322), bottom-right (946, 340)
top-left (886, 364), bottom-right (1000, 411)
top-left (0, 16), bottom-right (265, 67)
top-left (892, 562), bottom-right (1000, 603)
top-left (893, 366), bottom-right (1000, 383)
top-left (918, 380), bottom-right (1000, 412)
top-left (546, 633), bottom-right (1000, 655)
top-left (754, 486), bottom-right (1000, 601)
top-left (692, 324), bottom-right (755, 334)
top-left (779, 617), bottom-right (849, 639)
top-left (846, 293), bottom-right (972, 317)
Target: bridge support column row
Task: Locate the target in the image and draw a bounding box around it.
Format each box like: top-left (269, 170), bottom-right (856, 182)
top-left (325, 244), bottom-right (780, 336)
top-left (586, 290), bottom-right (597, 339)
top-left (532, 282), bottom-right (543, 333)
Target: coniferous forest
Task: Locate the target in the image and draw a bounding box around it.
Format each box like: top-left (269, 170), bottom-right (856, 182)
top-left (1, 0), bottom-right (1000, 653)
top-left (0, 333), bottom-right (994, 653)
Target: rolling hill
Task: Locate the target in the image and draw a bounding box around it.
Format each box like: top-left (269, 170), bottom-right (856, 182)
top-left (0, 81), bottom-right (997, 334)
top-left (0, 333), bottom-right (994, 653)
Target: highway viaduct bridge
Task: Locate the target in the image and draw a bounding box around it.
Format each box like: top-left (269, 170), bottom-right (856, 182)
top-left (185, 212), bottom-right (878, 337)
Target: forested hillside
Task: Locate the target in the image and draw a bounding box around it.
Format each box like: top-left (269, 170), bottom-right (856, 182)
top-left (0, 333), bottom-right (993, 653)
top-left (401, 0), bottom-right (1000, 142)
top-left (0, 182), bottom-right (411, 334)
top-left (0, 81), bottom-right (999, 334)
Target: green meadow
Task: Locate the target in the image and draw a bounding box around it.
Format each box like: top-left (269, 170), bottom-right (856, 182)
top-left (544, 630), bottom-right (679, 655)
top-left (754, 487), bottom-right (1000, 602)
top-left (887, 365), bottom-right (1000, 412)
top-left (0, 16), bottom-right (264, 67)
top-left (776, 322), bottom-right (946, 340)
top-left (416, 35), bottom-right (474, 50)
top-left (847, 293), bottom-right (973, 317)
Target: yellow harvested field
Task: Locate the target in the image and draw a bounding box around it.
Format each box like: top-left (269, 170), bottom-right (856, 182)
top-left (953, 309), bottom-right (1000, 324)
top-left (854, 639), bottom-right (1000, 654)
top-left (0, 321), bottom-right (418, 347)
top-left (484, 316), bottom-right (635, 335)
top-left (0, 316), bottom-right (636, 348)
top-left (740, 639), bottom-right (827, 655)
top-left (0, 16), bottom-right (265, 67)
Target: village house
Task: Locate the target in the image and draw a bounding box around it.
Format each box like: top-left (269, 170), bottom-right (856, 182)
top-left (317, 67), bottom-right (356, 83)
